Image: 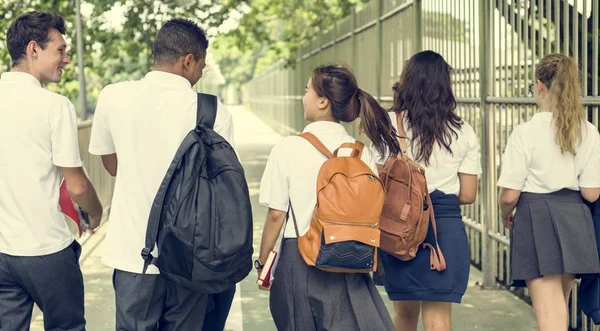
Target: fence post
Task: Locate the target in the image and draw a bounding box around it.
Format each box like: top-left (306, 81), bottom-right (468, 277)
top-left (75, 0), bottom-right (88, 121)
top-left (351, 9), bottom-right (357, 70)
top-left (479, 0), bottom-right (496, 289)
top-left (413, 0), bottom-right (422, 53)
top-left (375, 0), bottom-right (383, 100)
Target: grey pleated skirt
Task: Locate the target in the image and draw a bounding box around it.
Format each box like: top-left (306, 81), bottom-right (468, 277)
top-left (269, 239), bottom-right (394, 331)
top-left (510, 189), bottom-right (600, 287)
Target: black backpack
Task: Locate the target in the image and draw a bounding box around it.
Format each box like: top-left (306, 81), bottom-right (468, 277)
top-left (141, 93), bottom-right (253, 293)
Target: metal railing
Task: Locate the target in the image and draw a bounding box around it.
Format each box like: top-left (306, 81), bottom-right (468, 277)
top-left (243, 0), bottom-right (600, 329)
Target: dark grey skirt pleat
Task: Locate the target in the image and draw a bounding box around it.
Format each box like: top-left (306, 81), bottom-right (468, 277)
top-left (269, 239), bottom-right (394, 331)
top-left (510, 189), bottom-right (600, 287)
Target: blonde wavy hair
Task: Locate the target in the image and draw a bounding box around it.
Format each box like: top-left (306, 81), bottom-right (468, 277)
top-left (535, 54), bottom-right (584, 155)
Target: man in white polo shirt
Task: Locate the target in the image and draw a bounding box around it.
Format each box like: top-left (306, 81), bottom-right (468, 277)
top-left (89, 18), bottom-right (235, 330)
top-left (0, 11), bottom-right (104, 330)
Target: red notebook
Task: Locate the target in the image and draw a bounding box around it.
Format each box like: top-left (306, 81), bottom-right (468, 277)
top-left (59, 181), bottom-right (88, 237)
top-left (256, 251), bottom-right (278, 287)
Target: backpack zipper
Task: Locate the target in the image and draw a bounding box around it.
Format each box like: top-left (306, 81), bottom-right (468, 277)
top-left (324, 219), bottom-right (378, 228)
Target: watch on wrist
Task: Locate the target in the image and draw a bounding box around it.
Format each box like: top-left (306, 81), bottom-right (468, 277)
top-left (254, 259), bottom-right (264, 270)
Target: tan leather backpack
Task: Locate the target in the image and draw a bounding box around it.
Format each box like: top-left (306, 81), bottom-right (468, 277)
top-left (377, 112), bottom-right (446, 271)
top-left (289, 132), bottom-right (384, 273)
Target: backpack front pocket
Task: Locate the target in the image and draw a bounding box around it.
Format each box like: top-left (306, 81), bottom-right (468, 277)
top-left (315, 223), bottom-right (379, 272)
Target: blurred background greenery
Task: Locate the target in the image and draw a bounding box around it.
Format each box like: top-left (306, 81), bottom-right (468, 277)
top-left (0, 0), bottom-right (368, 115)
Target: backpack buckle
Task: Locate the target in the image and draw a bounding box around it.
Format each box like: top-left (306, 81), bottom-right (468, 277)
top-left (141, 247), bottom-right (152, 261)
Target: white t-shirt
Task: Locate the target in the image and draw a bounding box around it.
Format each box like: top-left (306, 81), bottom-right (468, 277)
top-left (497, 112), bottom-right (600, 193)
top-left (89, 71), bottom-right (235, 274)
top-left (372, 112), bottom-right (482, 195)
top-left (259, 121), bottom-right (378, 238)
top-left (0, 72), bottom-right (81, 256)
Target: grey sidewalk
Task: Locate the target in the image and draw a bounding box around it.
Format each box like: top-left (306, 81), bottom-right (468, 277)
top-left (31, 105), bottom-right (537, 331)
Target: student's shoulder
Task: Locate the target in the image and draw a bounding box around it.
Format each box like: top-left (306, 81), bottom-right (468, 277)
top-left (98, 80), bottom-right (140, 98)
top-left (37, 87), bottom-right (74, 109)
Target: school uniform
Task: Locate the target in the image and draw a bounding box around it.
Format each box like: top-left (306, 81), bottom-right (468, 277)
top-left (0, 72), bottom-right (86, 330)
top-left (498, 111), bottom-right (600, 286)
top-left (89, 71), bottom-right (235, 330)
top-left (371, 111), bottom-right (482, 303)
top-left (259, 121), bottom-right (394, 331)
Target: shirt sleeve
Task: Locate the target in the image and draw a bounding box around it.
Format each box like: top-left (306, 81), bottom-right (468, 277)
top-left (51, 99), bottom-right (83, 167)
top-left (89, 87), bottom-right (116, 155)
top-left (259, 142), bottom-right (290, 212)
top-left (497, 128), bottom-right (529, 190)
top-left (579, 128), bottom-right (600, 188)
top-left (458, 124), bottom-right (482, 175)
top-left (214, 100), bottom-right (235, 149)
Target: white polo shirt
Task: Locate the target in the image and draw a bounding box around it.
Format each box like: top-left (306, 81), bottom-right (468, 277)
top-left (372, 111), bottom-right (482, 195)
top-left (259, 121), bottom-right (378, 238)
top-left (89, 71), bottom-right (234, 274)
top-left (498, 111), bottom-right (600, 193)
top-left (0, 72), bottom-right (80, 256)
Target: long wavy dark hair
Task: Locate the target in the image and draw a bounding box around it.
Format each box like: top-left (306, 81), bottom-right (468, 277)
top-left (391, 51), bottom-right (462, 165)
top-left (311, 64), bottom-right (401, 157)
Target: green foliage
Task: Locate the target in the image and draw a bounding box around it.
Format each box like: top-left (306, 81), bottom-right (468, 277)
top-left (0, 0), bottom-right (244, 115)
top-left (211, 0), bottom-right (369, 88)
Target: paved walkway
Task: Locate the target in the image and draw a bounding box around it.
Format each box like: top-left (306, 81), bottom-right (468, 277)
top-left (31, 105), bottom-right (538, 330)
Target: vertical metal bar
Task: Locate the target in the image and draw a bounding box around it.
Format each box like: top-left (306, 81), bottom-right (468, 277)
top-left (556, 0), bottom-right (561, 53)
top-left (583, 0), bottom-right (589, 96)
top-left (376, 0), bottom-right (383, 100)
top-left (531, 0), bottom-right (537, 74)
top-left (352, 9), bottom-right (357, 71)
top-left (594, 0), bottom-right (599, 98)
top-left (413, 0), bottom-right (422, 52)
top-left (75, 0), bottom-right (88, 121)
top-left (504, 0), bottom-right (509, 98)
top-left (574, 0), bottom-right (579, 64)
top-left (564, 0), bottom-right (570, 54)
top-left (480, 0), bottom-right (495, 289)
top-left (525, 0), bottom-right (530, 93)
top-left (546, 0), bottom-right (551, 53)
top-left (539, 0), bottom-right (544, 57)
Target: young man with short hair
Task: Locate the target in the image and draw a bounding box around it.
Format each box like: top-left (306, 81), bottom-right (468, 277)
top-left (89, 18), bottom-right (235, 330)
top-left (0, 11), bottom-right (103, 330)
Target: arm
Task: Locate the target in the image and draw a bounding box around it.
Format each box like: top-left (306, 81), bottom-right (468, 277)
top-left (498, 187), bottom-right (521, 229)
top-left (457, 173), bottom-right (478, 205)
top-left (59, 167), bottom-right (103, 230)
top-left (101, 153), bottom-right (118, 177)
top-left (257, 208), bottom-right (286, 265)
top-left (580, 188), bottom-right (600, 203)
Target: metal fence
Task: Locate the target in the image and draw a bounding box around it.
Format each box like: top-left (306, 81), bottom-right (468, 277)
top-left (243, 0), bottom-right (600, 329)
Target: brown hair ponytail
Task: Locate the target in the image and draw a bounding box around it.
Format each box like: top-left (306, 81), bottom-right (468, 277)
top-left (536, 54), bottom-right (584, 155)
top-left (311, 64), bottom-right (400, 157)
top-left (356, 89), bottom-right (401, 157)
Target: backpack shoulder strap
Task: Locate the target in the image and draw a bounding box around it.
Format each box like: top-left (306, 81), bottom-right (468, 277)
top-left (396, 112), bottom-right (408, 153)
top-left (197, 93), bottom-right (217, 129)
top-left (299, 132), bottom-right (334, 158)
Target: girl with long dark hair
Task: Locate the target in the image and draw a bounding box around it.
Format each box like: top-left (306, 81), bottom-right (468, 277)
top-left (373, 50), bottom-right (481, 331)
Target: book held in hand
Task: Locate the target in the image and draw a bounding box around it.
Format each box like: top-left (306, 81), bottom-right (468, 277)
top-left (256, 250), bottom-right (278, 288)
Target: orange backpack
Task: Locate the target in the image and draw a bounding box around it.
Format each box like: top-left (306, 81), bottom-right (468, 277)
top-left (377, 112), bottom-right (446, 271)
top-left (289, 132), bottom-right (383, 273)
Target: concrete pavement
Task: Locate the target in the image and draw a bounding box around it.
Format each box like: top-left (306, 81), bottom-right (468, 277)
top-left (30, 105), bottom-right (537, 331)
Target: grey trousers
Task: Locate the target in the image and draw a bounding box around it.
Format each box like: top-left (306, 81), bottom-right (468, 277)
top-left (0, 241), bottom-right (85, 331)
top-left (113, 270), bottom-right (208, 331)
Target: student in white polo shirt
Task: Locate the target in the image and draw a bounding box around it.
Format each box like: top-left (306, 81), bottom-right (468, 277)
top-left (0, 11), bottom-right (103, 330)
top-left (89, 18), bottom-right (235, 330)
top-left (371, 51), bottom-right (481, 331)
top-left (498, 53), bottom-right (600, 331)
top-left (257, 64), bottom-right (398, 330)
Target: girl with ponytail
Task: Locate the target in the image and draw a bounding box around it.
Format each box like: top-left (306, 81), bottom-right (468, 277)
top-left (256, 64), bottom-right (396, 330)
top-left (498, 54), bottom-right (600, 331)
